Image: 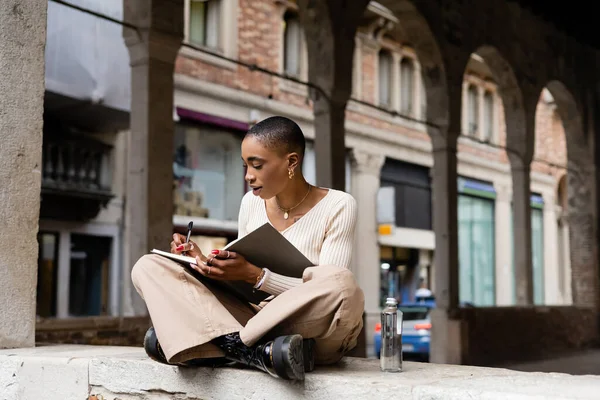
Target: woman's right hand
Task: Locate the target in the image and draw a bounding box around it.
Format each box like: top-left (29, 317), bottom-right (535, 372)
top-left (170, 233), bottom-right (206, 262)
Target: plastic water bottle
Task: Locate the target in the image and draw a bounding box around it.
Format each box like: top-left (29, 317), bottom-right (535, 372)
top-left (380, 297), bottom-right (403, 372)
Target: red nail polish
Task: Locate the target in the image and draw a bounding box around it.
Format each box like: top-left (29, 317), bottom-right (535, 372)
top-left (176, 245), bottom-right (184, 251)
top-left (211, 250), bottom-right (219, 255)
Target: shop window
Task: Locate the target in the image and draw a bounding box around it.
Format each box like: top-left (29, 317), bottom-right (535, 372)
top-left (68, 234), bottom-right (112, 316)
top-left (380, 159), bottom-right (431, 230)
top-left (302, 141), bottom-right (352, 192)
top-left (510, 195), bottom-right (545, 304)
top-left (36, 231), bottom-right (113, 318)
top-left (37, 232), bottom-right (59, 318)
top-left (458, 177), bottom-right (496, 306)
top-left (174, 123), bottom-right (245, 221)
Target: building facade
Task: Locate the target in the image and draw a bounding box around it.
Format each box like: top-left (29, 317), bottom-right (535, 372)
top-left (37, 0), bottom-right (570, 351)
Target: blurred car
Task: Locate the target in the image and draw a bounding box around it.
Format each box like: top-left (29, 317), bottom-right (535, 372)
top-left (374, 296), bottom-right (434, 361)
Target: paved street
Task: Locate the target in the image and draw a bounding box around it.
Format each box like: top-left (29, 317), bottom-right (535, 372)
top-left (505, 349), bottom-right (600, 375)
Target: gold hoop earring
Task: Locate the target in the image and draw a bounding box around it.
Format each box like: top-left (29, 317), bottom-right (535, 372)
top-left (288, 169), bottom-right (294, 179)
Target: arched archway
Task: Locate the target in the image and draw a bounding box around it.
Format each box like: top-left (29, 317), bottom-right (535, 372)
top-left (475, 46), bottom-right (530, 161)
top-left (366, 1), bottom-right (463, 364)
top-left (541, 81), bottom-right (598, 308)
top-left (457, 45), bottom-right (536, 306)
top-left (456, 50), bottom-right (512, 307)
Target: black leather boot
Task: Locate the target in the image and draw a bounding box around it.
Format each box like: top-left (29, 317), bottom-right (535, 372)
top-left (144, 327), bottom-right (229, 368)
top-left (303, 338), bottom-right (316, 373)
top-left (143, 327), bottom-right (169, 364)
top-left (213, 332), bottom-right (306, 380)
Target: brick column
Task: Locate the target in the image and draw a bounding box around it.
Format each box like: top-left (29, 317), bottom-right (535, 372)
top-left (0, 0), bottom-right (47, 348)
top-left (122, 0), bottom-right (183, 315)
top-left (569, 162), bottom-right (599, 308)
top-left (298, 0), bottom-right (370, 190)
top-left (548, 82), bottom-right (598, 309)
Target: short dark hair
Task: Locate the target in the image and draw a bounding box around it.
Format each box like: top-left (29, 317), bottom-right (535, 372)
top-left (244, 116), bottom-right (305, 158)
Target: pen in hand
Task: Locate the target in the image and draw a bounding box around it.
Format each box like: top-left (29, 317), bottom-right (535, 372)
top-left (184, 221), bottom-right (193, 256)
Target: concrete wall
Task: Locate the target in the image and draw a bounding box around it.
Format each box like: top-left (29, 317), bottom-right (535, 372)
top-left (2, 346), bottom-right (600, 399)
top-left (36, 316), bottom-right (150, 347)
top-left (0, 0), bottom-right (48, 348)
top-left (459, 306), bottom-right (599, 366)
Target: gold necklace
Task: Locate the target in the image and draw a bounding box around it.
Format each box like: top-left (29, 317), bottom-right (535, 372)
top-left (276, 185), bottom-right (311, 220)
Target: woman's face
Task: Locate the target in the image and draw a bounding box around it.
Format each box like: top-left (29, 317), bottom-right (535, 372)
top-left (241, 136), bottom-right (295, 199)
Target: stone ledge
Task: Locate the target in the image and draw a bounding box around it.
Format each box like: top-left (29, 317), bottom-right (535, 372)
top-left (1, 345), bottom-right (600, 400)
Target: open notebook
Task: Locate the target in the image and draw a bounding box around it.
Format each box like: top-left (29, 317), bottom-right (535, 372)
top-left (151, 223), bottom-right (314, 304)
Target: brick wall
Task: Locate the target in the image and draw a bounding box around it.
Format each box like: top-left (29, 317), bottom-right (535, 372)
top-left (532, 95), bottom-right (568, 181)
top-left (36, 317), bottom-right (150, 347)
top-left (458, 306), bottom-right (598, 366)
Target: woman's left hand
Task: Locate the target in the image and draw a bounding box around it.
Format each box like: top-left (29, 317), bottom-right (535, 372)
top-left (190, 250), bottom-right (262, 284)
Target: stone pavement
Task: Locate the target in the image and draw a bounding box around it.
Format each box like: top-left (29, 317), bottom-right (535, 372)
top-left (2, 345), bottom-right (600, 399)
top-left (504, 349), bottom-right (600, 376)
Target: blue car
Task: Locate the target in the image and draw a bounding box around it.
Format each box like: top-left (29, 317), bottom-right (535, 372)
top-left (374, 297), bottom-right (435, 361)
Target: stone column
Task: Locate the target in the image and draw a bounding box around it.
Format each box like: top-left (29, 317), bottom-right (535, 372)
top-left (506, 97), bottom-right (536, 306)
top-left (349, 149), bottom-right (384, 357)
top-left (298, 0), bottom-right (370, 190)
top-left (0, 0), bottom-right (47, 348)
top-left (510, 160), bottom-right (534, 305)
top-left (542, 192), bottom-right (560, 304)
top-left (429, 133), bottom-right (462, 365)
top-left (558, 210), bottom-right (573, 304)
top-left (350, 149), bottom-right (385, 322)
top-left (430, 135), bottom-right (460, 310)
top-left (494, 185), bottom-right (514, 305)
top-left (122, 0), bottom-right (183, 315)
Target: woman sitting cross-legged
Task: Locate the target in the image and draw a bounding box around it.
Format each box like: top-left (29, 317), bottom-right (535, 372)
top-left (131, 116), bottom-right (364, 381)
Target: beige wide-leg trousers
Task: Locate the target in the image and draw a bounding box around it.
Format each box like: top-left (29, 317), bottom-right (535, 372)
top-left (131, 254), bottom-right (365, 365)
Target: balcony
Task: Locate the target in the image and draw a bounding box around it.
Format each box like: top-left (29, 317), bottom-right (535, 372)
top-left (41, 134), bottom-right (114, 221)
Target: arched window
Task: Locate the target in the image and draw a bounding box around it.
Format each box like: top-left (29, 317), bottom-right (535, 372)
top-left (483, 91), bottom-right (494, 142)
top-left (283, 12), bottom-right (302, 77)
top-left (400, 58), bottom-right (415, 114)
top-left (189, 0), bottom-right (221, 49)
top-left (467, 85), bottom-right (479, 135)
top-left (378, 50), bottom-right (392, 107)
